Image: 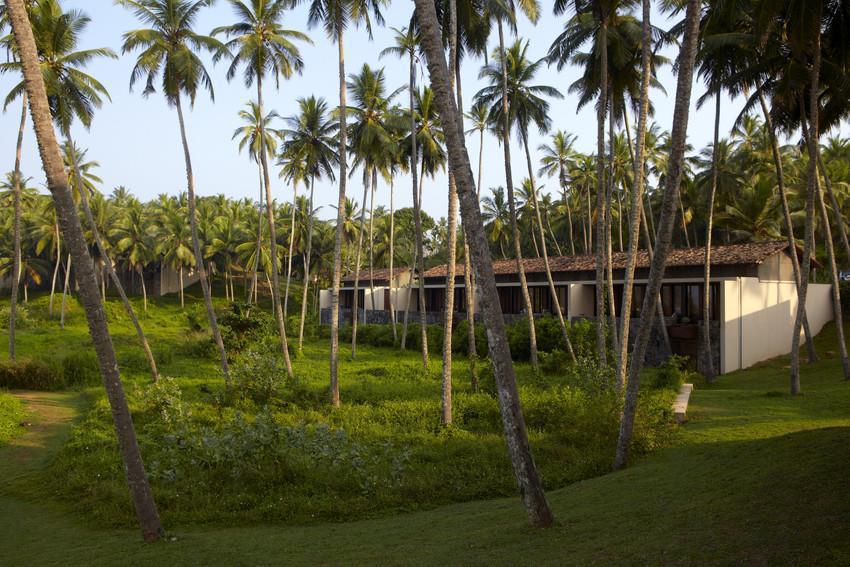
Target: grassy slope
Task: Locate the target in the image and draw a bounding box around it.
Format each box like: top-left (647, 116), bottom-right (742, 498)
top-left (0, 390), bottom-right (26, 445)
top-left (0, 296), bottom-right (848, 564)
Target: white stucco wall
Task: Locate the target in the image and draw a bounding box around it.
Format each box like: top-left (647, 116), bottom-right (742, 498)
top-left (568, 283), bottom-right (595, 319)
top-left (159, 266), bottom-right (200, 296)
top-left (722, 277), bottom-right (834, 373)
top-left (320, 289), bottom-right (332, 310)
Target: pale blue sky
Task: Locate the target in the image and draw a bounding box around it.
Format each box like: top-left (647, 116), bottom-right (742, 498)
top-left (0, 1), bottom-right (815, 221)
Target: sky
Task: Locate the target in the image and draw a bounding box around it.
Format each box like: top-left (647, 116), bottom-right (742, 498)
top-left (0, 1), bottom-right (822, 222)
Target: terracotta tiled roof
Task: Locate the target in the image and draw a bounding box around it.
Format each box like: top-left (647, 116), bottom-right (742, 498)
top-left (342, 266), bottom-right (410, 283)
top-left (424, 241), bottom-right (799, 278)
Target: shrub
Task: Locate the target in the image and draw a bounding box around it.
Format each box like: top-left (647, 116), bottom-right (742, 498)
top-left (650, 354), bottom-right (694, 391)
top-left (403, 323), bottom-right (443, 353)
top-left (451, 319), bottom-right (488, 357)
top-left (232, 348), bottom-right (290, 405)
top-left (0, 304), bottom-right (31, 330)
top-left (0, 358), bottom-right (63, 390)
top-left (60, 351), bottom-right (100, 387)
top-left (138, 377), bottom-right (185, 430)
top-left (219, 302), bottom-right (275, 353)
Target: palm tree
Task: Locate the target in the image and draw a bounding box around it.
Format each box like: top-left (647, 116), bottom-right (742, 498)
top-left (118, 0), bottom-right (232, 385)
top-left (538, 130), bottom-right (577, 255)
top-left (482, 186), bottom-right (512, 258)
top-left (4, 0), bottom-right (162, 541)
top-left (346, 63), bottom-right (399, 358)
top-left (614, 0), bottom-right (701, 471)
top-left (301, 0), bottom-right (388, 407)
top-left (215, 0), bottom-right (313, 378)
top-left (465, 101), bottom-right (490, 200)
top-left (232, 100), bottom-right (283, 307)
top-left (476, 39), bottom-right (575, 362)
top-left (114, 202), bottom-right (156, 313)
top-left (281, 95), bottom-right (338, 354)
top-left (412, 0), bottom-right (554, 528)
top-left (380, 25), bottom-right (419, 347)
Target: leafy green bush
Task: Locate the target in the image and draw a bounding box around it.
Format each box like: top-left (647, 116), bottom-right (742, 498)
top-left (60, 351), bottom-right (100, 387)
top-left (451, 319), bottom-right (488, 357)
top-left (138, 377), bottom-right (185, 429)
top-left (650, 355), bottom-right (694, 390)
top-left (0, 358), bottom-right (63, 390)
top-left (219, 302), bottom-right (275, 353)
top-left (232, 348), bottom-right (290, 405)
top-left (0, 304), bottom-right (31, 330)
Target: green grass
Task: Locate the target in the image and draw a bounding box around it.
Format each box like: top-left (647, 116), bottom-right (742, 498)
top-left (0, 292), bottom-right (848, 564)
top-left (0, 390), bottom-right (26, 446)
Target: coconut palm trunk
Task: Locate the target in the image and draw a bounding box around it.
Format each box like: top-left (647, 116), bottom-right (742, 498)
top-left (5, 0), bottom-right (163, 540)
top-left (9, 92), bottom-right (26, 360)
top-left (613, 0), bottom-right (700, 471)
top-left (298, 174), bottom-right (317, 355)
top-left (757, 91), bottom-right (816, 362)
top-left (283, 180), bottom-right (298, 318)
top-left (523, 132), bottom-right (575, 361)
top-left (68, 136), bottom-right (159, 383)
top-left (256, 75), bottom-right (294, 378)
top-left (60, 252), bottom-right (71, 329)
top-left (400, 245), bottom-right (417, 350)
top-left (139, 266), bottom-right (148, 313)
top-left (605, 102), bottom-right (619, 358)
top-left (388, 177), bottom-right (397, 341)
top-left (368, 167), bottom-right (377, 319)
top-left (49, 223), bottom-right (60, 316)
top-left (174, 94), bottom-right (231, 386)
top-left (790, 12), bottom-right (823, 395)
top-left (410, 68), bottom-right (429, 368)
top-left (616, 0), bottom-right (652, 387)
top-left (700, 92), bottom-right (721, 381)
top-left (250, 165), bottom-right (263, 304)
top-left (414, 0), bottom-right (554, 527)
top-left (594, 18), bottom-right (609, 364)
top-left (497, 18), bottom-right (539, 371)
top-left (351, 170), bottom-right (370, 358)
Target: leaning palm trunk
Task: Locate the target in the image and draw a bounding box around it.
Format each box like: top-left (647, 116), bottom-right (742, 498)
top-left (250, 165), bottom-right (263, 304)
top-left (614, 0), bottom-right (700, 471)
top-left (523, 133), bottom-right (575, 361)
top-left (411, 107), bottom-right (429, 367)
top-left (9, 92), bottom-right (26, 360)
top-left (816, 153), bottom-right (850, 263)
top-left (70, 136), bottom-right (159, 383)
top-left (5, 0), bottom-right (163, 540)
top-left (60, 253), bottom-right (71, 329)
top-left (283, 180), bottom-right (298, 318)
top-left (497, 18), bottom-right (538, 371)
top-left (49, 223), bottom-right (60, 316)
top-left (441, 0), bottom-right (459, 426)
top-left (388, 177), bottom-right (397, 341)
top-left (616, 0), bottom-right (652, 388)
top-left (368, 167), bottom-right (377, 322)
top-left (801, 118), bottom-right (850, 380)
top-left (758, 91), bottom-right (816, 362)
top-left (605, 105), bottom-right (619, 358)
top-left (256, 75), bottom-right (294, 378)
top-left (700, 93), bottom-right (721, 381)
top-left (351, 171), bottom-right (370, 359)
top-left (175, 95), bottom-right (231, 386)
top-left (298, 175), bottom-right (317, 356)
top-left (790, 17), bottom-right (822, 395)
top-left (594, 19), bottom-right (609, 364)
top-left (329, 26), bottom-right (347, 407)
top-left (414, 0), bottom-right (554, 526)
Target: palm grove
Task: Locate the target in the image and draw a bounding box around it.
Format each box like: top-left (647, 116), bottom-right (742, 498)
top-left (2, 0), bottom-right (849, 540)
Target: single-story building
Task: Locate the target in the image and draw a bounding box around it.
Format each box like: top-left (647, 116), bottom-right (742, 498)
top-left (321, 241), bottom-right (834, 374)
top-left (320, 267), bottom-right (414, 324)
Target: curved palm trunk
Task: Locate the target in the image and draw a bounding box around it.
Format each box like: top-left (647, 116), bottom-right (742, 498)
top-left (594, 18), bottom-right (609, 364)
top-left (351, 170), bottom-right (370, 358)
top-left (497, 19), bottom-right (538, 371)
top-left (614, 0), bottom-right (700, 470)
top-left (606, 103), bottom-right (619, 359)
top-left (758, 91), bottom-right (816, 362)
top-left (523, 132), bottom-right (575, 361)
top-left (9, 92), bottom-right (26, 360)
top-left (249, 164), bottom-right (263, 304)
top-left (368, 167), bottom-right (377, 320)
top-left (790, 17), bottom-right (823, 395)
top-left (388, 177), bottom-right (397, 341)
top-left (139, 266), bottom-right (148, 314)
top-left (411, 62), bottom-right (429, 368)
top-left (6, 0), bottom-right (163, 540)
top-left (298, 174), bottom-right (317, 355)
top-left (174, 95), bottom-right (231, 386)
top-left (329, 26), bottom-right (350, 406)
top-left (256, 76), bottom-right (294, 378)
top-left (546, 205), bottom-right (564, 256)
top-left (616, 0), bottom-right (652, 389)
top-left (69, 135), bottom-right (159, 383)
top-left (801, 118), bottom-right (850, 380)
top-left (60, 253), bottom-right (71, 329)
top-left (49, 222), bottom-right (60, 317)
top-left (700, 92), bottom-right (721, 380)
top-left (414, 0), bottom-right (554, 526)
top-left (283, 181), bottom-right (298, 318)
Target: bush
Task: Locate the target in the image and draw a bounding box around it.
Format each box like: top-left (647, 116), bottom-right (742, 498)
top-left (60, 351), bottom-right (100, 387)
top-left (232, 348), bottom-right (291, 405)
top-left (650, 354), bottom-right (694, 390)
top-left (451, 319), bottom-right (488, 357)
top-left (0, 358), bottom-right (63, 390)
top-left (219, 302), bottom-right (275, 353)
top-left (0, 304), bottom-right (32, 330)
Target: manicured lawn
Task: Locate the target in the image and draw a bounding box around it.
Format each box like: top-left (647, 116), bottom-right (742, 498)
top-left (0, 293), bottom-right (848, 565)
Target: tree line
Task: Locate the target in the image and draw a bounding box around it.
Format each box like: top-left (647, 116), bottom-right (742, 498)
top-left (2, 0), bottom-right (848, 542)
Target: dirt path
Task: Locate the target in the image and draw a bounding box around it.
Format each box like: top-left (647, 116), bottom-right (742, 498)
top-left (0, 390), bottom-right (83, 483)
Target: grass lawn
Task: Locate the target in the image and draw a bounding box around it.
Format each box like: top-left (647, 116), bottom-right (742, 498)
top-left (0, 291), bottom-right (848, 564)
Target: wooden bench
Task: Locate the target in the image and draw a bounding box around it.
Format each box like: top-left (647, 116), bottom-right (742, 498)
top-left (672, 383), bottom-right (694, 424)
